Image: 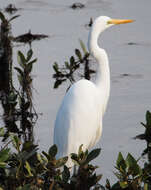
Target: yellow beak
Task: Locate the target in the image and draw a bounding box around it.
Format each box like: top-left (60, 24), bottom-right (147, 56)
top-left (108, 19), bottom-right (134, 25)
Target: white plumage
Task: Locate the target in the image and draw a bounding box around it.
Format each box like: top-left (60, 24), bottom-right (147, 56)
top-left (53, 16), bottom-right (133, 167)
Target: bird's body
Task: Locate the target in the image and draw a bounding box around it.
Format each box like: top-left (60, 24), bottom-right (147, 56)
top-left (54, 79), bottom-right (105, 166)
top-left (54, 16), bottom-right (133, 167)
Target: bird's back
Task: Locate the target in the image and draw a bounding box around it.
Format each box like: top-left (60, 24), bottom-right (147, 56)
top-left (54, 79), bottom-right (103, 166)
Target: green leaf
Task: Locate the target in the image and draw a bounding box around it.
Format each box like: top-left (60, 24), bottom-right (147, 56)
top-left (111, 182), bottom-right (121, 189)
top-left (22, 149), bottom-right (38, 162)
top-left (126, 153), bottom-right (136, 168)
top-left (0, 127), bottom-right (5, 137)
top-left (78, 144), bottom-right (83, 156)
top-left (11, 135), bottom-right (21, 151)
top-left (105, 179), bottom-right (111, 189)
top-left (55, 156), bottom-right (68, 168)
top-left (54, 79), bottom-right (66, 89)
top-left (116, 152), bottom-right (126, 172)
top-left (25, 161), bottom-right (33, 177)
top-left (25, 58), bottom-right (37, 74)
top-left (0, 162), bottom-right (6, 168)
top-left (26, 62), bottom-right (33, 73)
top-left (48, 144), bottom-right (57, 157)
top-left (27, 58), bottom-right (37, 66)
top-left (75, 49), bottom-right (82, 60)
top-left (0, 12), bottom-right (6, 22)
top-left (53, 62), bottom-right (59, 72)
top-left (17, 51), bottom-right (26, 68)
top-left (65, 61), bottom-right (70, 69)
top-left (26, 49), bottom-right (33, 62)
top-left (70, 56), bottom-right (75, 67)
top-left (42, 151), bottom-right (50, 160)
top-left (144, 183), bottom-right (149, 190)
top-left (9, 15), bottom-right (20, 22)
top-left (0, 148), bottom-right (10, 162)
top-left (8, 92), bottom-right (18, 104)
top-left (146, 110), bottom-right (151, 127)
top-left (95, 174), bottom-right (102, 183)
top-left (134, 134), bottom-right (146, 140)
top-left (85, 148), bottom-right (101, 163)
top-left (79, 39), bottom-right (87, 54)
top-left (14, 67), bottom-right (24, 76)
top-left (17, 74), bottom-right (23, 86)
top-left (140, 122), bottom-right (147, 128)
top-left (16, 184), bottom-right (31, 190)
top-left (37, 153), bottom-right (47, 166)
top-left (62, 165), bottom-right (70, 182)
top-left (114, 171), bottom-right (124, 181)
top-left (71, 153), bottom-right (79, 165)
top-left (22, 141), bottom-right (37, 150)
top-left (119, 181), bottom-right (128, 188)
top-left (125, 153), bottom-right (141, 176)
top-left (78, 147), bottom-right (88, 163)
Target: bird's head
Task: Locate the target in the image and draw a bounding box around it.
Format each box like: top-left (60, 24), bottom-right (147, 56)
top-left (93, 16), bottom-right (134, 32)
top-left (88, 16), bottom-right (133, 56)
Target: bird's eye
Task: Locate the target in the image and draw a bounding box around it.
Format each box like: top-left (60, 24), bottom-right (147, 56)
top-left (107, 20), bottom-right (111, 25)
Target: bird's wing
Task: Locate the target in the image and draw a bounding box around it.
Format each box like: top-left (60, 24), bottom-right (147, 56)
top-left (54, 79), bottom-right (102, 159)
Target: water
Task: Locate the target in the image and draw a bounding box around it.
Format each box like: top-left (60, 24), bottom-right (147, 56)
top-left (1, 0), bottom-right (151, 183)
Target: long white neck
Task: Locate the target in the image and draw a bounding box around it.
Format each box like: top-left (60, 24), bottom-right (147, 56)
top-left (88, 26), bottom-right (110, 114)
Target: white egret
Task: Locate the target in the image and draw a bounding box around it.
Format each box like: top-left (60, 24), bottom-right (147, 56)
top-left (54, 16), bottom-right (133, 167)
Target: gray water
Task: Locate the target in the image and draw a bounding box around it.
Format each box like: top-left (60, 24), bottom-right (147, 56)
top-left (1, 0), bottom-right (151, 183)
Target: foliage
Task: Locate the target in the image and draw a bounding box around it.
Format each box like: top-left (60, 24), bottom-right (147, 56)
top-left (101, 111), bottom-right (151, 190)
top-left (0, 10), bottom-right (20, 23)
top-left (135, 111), bottom-right (151, 155)
top-left (1, 117), bottom-right (151, 190)
top-left (0, 135), bottom-right (102, 190)
top-left (106, 152), bottom-right (143, 190)
top-left (52, 40), bottom-right (95, 89)
top-left (1, 110), bottom-right (151, 189)
top-left (0, 10), bottom-right (38, 143)
top-left (1, 49), bottom-right (38, 143)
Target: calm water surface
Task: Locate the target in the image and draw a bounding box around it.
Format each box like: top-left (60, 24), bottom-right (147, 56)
top-left (1, 0), bottom-right (151, 182)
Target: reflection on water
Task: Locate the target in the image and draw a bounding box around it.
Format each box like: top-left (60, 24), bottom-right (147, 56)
top-left (13, 30), bottom-right (49, 44)
top-left (70, 2), bottom-right (85, 9)
top-left (4, 4), bottom-right (18, 15)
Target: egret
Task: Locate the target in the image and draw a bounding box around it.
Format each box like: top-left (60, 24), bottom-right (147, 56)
top-left (54, 16), bottom-right (133, 167)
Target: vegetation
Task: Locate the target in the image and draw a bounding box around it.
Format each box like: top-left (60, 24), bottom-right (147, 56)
top-left (0, 10), bottom-right (151, 190)
top-left (0, 110), bottom-right (151, 189)
top-left (53, 40), bottom-right (95, 89)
